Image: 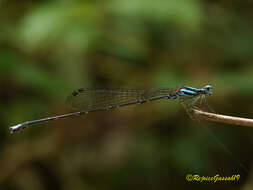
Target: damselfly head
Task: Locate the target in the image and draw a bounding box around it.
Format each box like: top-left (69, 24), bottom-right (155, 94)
top-left (203, 85), bottom-right (212, 95)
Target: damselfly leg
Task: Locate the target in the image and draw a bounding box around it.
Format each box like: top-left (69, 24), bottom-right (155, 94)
top-left (180, 94), bottom-right (248, 174)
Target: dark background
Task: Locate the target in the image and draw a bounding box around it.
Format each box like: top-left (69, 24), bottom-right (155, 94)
top-left (0, 0), bottom-right (253, 189)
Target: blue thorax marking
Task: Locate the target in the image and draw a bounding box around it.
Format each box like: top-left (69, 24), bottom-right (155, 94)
top-left (179, 89), bottom-right (198, 96)
top-left (177, 86), bottom-right (203, 97)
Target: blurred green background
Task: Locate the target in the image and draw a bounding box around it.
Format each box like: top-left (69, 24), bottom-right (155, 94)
top-left (1, 0), bottom-right (253, 189)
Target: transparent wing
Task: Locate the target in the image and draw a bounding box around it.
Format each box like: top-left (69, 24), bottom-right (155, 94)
top-left (66, 88), bottom-right (176, 111)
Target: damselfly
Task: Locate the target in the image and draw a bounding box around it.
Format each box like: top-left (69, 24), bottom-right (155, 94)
top-left (9, 85), bottom-right (212, 133)
top-left (9, 84), bottom-right (249, 173)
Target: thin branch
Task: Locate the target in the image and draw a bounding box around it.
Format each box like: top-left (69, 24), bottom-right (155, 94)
top-left (192, 109), bottom-right (253, 127)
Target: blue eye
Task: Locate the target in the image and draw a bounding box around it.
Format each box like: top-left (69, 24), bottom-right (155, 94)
top-left (203, 85), bottom-right (212, 94)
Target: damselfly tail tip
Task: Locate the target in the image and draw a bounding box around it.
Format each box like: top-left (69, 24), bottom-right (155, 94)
top-left (9, 124), bottom-right (23, 134)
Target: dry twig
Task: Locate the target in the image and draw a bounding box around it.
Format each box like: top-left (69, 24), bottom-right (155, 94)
top-left (192, 109), bottom-right (253, 127)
